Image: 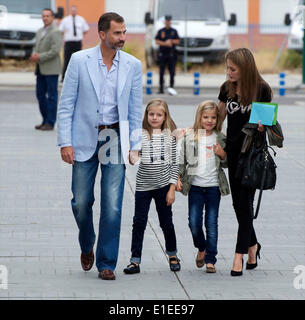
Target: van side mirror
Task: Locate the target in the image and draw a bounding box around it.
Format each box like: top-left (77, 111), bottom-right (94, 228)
top-left (145, 12), bottom-right (153, 25)
top-left (228, 13), bottom-right (237, 26)
top-left (55, 7), bottom-right (64, 19)
top-left (284, 13), bottom-right (291, 26)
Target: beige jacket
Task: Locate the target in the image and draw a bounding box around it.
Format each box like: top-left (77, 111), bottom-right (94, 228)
top-left (179, 130), bottom-right (230, 196)
top-left (33, 23), bottom-right (62, 75)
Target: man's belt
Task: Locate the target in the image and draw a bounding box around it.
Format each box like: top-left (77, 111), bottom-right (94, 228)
top-left (98, 122), bottom-right (119, 132)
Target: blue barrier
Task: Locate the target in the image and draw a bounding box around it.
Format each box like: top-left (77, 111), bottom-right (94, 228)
top-left (194, 72), bottom-right (200, 95)
top-left (146, 71), bottom-right (152, 95)
top-left (279, 72), bottom-right (286, 96)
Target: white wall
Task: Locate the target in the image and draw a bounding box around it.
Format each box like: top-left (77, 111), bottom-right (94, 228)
top-left (223, 0), bottom-right (248, 34)
top-left (106, 0), bottom-right (149, 33)
top-left (260, 0), bottom-right (297, 33)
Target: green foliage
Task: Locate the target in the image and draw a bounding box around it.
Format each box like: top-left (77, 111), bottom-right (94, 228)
top-left (279, 50), bottom-right (302, 69)
top-left (121, 43), bottom-right (144, 61)
top-left (122, 45), bottom-right (133, 55)
top-left (177, 60), bottom-right (193, 71)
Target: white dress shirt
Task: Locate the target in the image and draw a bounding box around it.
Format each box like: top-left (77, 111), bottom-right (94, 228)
top-left (59, 15), bottom-right (89, 42)
top-left (98, 49), bottom-right (120, 125)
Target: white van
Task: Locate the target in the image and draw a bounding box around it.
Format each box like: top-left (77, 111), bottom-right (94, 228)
top-left (284, 0), bottom-right (304, 52)
top-left (144, 0), bottom-right (236, 67)
top-left (0, 0), bottom-right (63, 58)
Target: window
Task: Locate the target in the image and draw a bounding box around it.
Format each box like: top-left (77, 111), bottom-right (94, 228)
top-left (158, 0), bottom-right (225, 21)
top-left (0, 0), bottom-right (51, 15)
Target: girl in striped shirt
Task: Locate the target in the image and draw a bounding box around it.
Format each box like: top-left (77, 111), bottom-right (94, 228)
top-left (124, 99), bottom-right (180, 274)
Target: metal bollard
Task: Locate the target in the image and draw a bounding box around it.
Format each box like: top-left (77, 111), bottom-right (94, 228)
top-left (146, 71), bottom-right (152, 95)
top-left (279, 72), bottom-right (286, 96)
top-left (193, 72), bottom-right (200, 95)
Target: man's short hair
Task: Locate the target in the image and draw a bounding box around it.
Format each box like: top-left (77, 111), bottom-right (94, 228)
top-left (42, 8), bottom-right (55, 16)
top-left (98, 12), bottom-right (124, 32)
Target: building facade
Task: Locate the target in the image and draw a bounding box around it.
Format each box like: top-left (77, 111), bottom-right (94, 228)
top-left (57, 0), bottom-right (300, 50)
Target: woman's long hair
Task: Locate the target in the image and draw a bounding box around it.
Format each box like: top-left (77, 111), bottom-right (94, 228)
top-left (192, 100), bottom-right (222, 141)
top-left (224, 48), bottom-right (272, 106)
top-left (142, 98), bottom-right (177, 139)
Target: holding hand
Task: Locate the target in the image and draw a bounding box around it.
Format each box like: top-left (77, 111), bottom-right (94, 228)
top-left (175, 176), bottom-right (183, 191)
top-left (172, 128), bottom-right (187, 140)
top-left (165, 39), bottom-right (173, 47)
top-left (213, 143), bottom-right (226, 160)
top-left (257, 120), bottom-right (264, 133)
top-left (129, 150), bottom-right (140, 165)
top-left (29, 52), bottom-right (40, 62)
top-left (166, 185), bottom-right (176, 206)
top-left (61, 146), bottom-right (75, 165)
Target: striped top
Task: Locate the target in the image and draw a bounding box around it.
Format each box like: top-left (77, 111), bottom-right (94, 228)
top-left (136, 131), bottom-right (179, 191)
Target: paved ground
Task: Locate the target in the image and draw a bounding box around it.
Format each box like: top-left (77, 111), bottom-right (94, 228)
top-left (0, 86), bottom-right (304, 300)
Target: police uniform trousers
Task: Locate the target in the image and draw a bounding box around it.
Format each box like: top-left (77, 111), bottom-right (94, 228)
top-left (159, 52), bottom-right (177, 89)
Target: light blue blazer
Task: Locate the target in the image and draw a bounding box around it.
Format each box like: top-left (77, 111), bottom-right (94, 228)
top-left (57, 45), bottom-right (143, 164)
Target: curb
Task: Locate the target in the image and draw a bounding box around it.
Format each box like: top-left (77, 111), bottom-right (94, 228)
top-left (0, 84), bottom-right (304, 92)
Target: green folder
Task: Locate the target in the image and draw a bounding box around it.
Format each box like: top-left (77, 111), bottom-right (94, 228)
top-left (267, 102), bottom-right (278, 125)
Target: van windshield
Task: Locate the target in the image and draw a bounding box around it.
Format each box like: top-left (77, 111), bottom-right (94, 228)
top-left (0, 0), bottom-right (51, 15)
top-left (158, 0), bottom-right (225, 21)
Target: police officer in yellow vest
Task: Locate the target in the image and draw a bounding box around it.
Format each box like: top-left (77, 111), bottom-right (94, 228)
top-left (155, 15), bottom-right (180, 94)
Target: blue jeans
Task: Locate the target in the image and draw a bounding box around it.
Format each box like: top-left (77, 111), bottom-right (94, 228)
top-left (36, 66), bottom-right (58, 127)
top-left (188, 185), bottom-right (221, 265)
top-left (71, 130), bottom-right (125, 271)
top-left (130, 185), bottom-right (177, 264)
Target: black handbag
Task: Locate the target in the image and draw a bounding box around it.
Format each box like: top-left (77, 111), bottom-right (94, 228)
top-left (235, 130), bottom-right (277, 219)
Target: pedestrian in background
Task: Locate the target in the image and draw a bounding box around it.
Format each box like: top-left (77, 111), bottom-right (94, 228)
top-left (30, 8), bottom-right (62, 131)
top-left (57, 12), bottom-right (142, 281)
top-left (177, 101), bottom-right (230, 274)
top-left (124, 98), bottom-right (180, 275)
top-left (155, 15), bottom-right (179, 95)
top-left (59, 5), bottom-right (89, 81)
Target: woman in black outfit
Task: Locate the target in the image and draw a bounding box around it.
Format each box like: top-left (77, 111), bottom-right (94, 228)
top-left (217, 48), bottom-right (272, 276)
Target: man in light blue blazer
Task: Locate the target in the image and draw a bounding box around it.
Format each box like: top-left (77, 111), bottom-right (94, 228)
top-left (57, 12), bottom-right (142, 280)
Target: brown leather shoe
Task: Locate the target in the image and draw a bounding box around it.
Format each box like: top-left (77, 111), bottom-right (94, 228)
top-left (98, 269), bottom-right (116, 280)
top-left (196, 250), bottom-right (206, 268)
top-left (35, 123), bottom-right (44, 130)
top-left (40, 124), bottom-right (54, 131)
top-left (80, 249), bottom-right (94, 271)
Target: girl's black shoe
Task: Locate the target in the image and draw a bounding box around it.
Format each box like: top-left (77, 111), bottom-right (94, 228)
top-left (123, 263), bottom-right (140, 274)
top-left (246, 242), bottom-right (261, 270)
top-left (231, 259), bottom-right (244, 277)
top-left (169, 256), bottom-right (181, 272)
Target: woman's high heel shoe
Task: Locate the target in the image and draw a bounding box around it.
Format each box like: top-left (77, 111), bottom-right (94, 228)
top-left (246, 242), bottom-right (261, 270)
top-left (231, 259), bottom-right (244, 277)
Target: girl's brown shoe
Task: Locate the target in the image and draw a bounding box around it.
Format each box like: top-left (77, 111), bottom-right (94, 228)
top-left (206, 264), bottom-right (216, 273)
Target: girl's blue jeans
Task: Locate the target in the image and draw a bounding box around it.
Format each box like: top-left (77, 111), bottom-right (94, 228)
top-left (130, 185), bottom-right (177, 264)
top-left (188, 185), bottom-right (221, 265)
